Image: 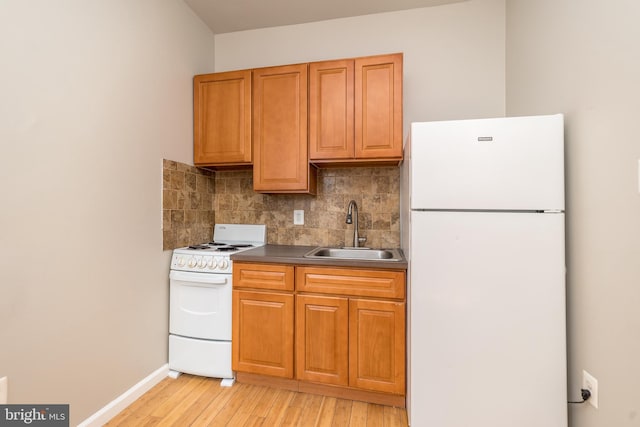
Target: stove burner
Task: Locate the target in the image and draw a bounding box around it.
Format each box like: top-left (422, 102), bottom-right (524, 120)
top-left (215, 247), bottom-right (238, 252)
top-left (207, 242), bottom-right (254, 248)
top-left (187, 244), bottom-right (211, 250)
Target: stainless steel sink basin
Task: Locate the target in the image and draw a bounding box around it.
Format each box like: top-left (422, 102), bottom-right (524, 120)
top-left (304, 247), bottom-right (403, 261)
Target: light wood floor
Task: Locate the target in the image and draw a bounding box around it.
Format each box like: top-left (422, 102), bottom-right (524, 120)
top-left (105, 374), bottom-right (408, 426)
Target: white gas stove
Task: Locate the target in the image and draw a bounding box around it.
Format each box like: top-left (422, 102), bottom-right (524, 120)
top-left (168, 224), bottom-right (266, 384)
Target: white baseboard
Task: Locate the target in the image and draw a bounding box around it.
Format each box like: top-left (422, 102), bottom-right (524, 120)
top-left (78, 364), bottom-right (169, 427)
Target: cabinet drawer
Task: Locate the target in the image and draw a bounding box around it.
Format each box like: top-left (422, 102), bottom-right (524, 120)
top-left (233, 263), bottom-right (295, 291)
top-left (296, 267), bottom-right (405, 299)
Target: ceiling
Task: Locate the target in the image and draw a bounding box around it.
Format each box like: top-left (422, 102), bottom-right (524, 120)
top-left (184, 0), bottom-right (467, 34)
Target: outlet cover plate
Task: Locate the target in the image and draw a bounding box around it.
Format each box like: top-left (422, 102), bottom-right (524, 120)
top-left (582, 370), bottom-right (598, 409)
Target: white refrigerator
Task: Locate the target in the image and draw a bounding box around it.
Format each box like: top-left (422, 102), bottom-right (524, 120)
top-left (401, 114), bottom-right (567, 426)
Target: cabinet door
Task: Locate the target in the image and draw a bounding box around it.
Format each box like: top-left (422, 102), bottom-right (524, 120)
top-left (232, 290), bottom-right (294, 378)
top-left (309, 59), bottom-right (354, 161)
top-left (355, 53), bottom-right (403, 160)
top-left (194, 70), bottom-right (252, 166)
top-left (349, 298), bottom-right (405, 394)
top-left (296, 294), bottom-right (349, 386)
top-left (252, 64), bottom-right (316, 193)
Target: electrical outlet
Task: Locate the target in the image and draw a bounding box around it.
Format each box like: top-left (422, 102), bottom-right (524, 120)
top-left (293, 210), bottom-right (304, 225)
top-left (582, 370), bottom-right (598, 409)
top-left (0, 376), bottom-right (8, 404)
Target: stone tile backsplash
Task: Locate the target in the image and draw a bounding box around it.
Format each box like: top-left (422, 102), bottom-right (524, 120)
top-left (214, 167), bottom-right (400, 249)
top-left (162, 159), bottom-right (215, 250)
top-left (162, 160), bottom-right (400, 250)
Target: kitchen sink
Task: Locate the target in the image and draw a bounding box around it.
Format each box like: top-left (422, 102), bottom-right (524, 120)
top-left (303, 247), bottom-right (403, 261)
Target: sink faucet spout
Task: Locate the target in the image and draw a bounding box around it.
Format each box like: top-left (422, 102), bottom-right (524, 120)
top-left (346, 200), bottom-right (367, 248)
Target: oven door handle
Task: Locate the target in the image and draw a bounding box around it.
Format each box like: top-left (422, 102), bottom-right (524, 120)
top-left (170, 270), bottom-right (230, 285)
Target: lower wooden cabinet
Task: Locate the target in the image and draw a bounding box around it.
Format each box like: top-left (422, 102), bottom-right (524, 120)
top-left (232, 289), bottom-right (294, 378)
top-left (296, 294), bottom-right (405, 394)
top-left (233, 262), bottom-right (406, 403)
top-left (349, 298), bottom-right (405, 394)
top-left (296, 294), bottom-right (349, 386)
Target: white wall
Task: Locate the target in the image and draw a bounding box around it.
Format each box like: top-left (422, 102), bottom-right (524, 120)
top-left (0, 1), bottom-right (214, 424)
top-left (215, 0), bottom-right (506, 130)
top-left (506, 1), bottom-right (640, 426)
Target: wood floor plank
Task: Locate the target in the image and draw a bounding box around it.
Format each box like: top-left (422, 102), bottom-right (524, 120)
top-left (280, 392), bottom-right (309, 426)
top-left (226, 383), bottom-right (269, 426)
top-left (365, 404), bottom-right (384, 427)
top-left (150, 375), bottom-right (207, 418)
top-left (106, 375), bottom-right (408, 427)
top-left (331, 398), bottom-right (353, 426)
top-left (242, 414), bottom-right (266, 426)
top-left (349, 401), bottom-right (368, 427)
top-left (169, 380), bottom-right (226, 426)
top-left (157, 377), bottom-right (223, 426)
top-left (206, 383), bottom-right (259, 426)
top-left (190, 381), bottom-right (244, 426)
top-left (383, 405), bottom-right (407, 426)
top-left (106, 375), bottom-right (193, 426)
top-left (250, 384), bottom-right (282, 418)
top-left (104, 377), bottom-right (172, 425)
top-left (296, 393), bottom-right (324, 426)
top-left (261, 389), bottom-right (297, 426)
top-left (315, 396), bottom-right (337, 427)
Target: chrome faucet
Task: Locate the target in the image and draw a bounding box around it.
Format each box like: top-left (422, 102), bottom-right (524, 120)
top-left (346, 200), bottom-right (367, 248)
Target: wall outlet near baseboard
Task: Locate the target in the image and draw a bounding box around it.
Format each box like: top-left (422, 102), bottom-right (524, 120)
top-left (0, 376), bottom-right (8, 404)
top-left (582, 370), bottom-right (598, 409)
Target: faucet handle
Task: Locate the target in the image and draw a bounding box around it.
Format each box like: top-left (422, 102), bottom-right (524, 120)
top-left (358, 236), bottom-right (367, 244)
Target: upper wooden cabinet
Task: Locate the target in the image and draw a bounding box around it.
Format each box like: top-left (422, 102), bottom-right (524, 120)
top-left (252, 64), bottom-right (317, 194)
top-left (309, 59), bottom-right (354, 160)
top-left (193, 52), bottom-right (403, 177)
top-left (356, 54), bottom-right (403, 160)
top-left (309, 53), bottom-right (403, 164)
top-left (193, 70), bottom-right (252, 167)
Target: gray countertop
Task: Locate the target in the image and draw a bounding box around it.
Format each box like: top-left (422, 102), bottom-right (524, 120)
top-left (231, 244), bottom-right (408, 270)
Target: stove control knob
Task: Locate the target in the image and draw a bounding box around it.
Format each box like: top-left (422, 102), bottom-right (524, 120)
top-left (176, 256), bottom-right (185, 267)
top-left (197, 257), bottom-right (205, 268)
top-left (207, 257), bottom-right (217, 269)
top-left (219, 258), bottom-right (229, 270)
top-left (188, 257), bottom-right (197, 268)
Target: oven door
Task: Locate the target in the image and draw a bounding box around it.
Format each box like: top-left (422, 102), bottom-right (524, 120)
top-left (169, 270), bottom-right (232, 340)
